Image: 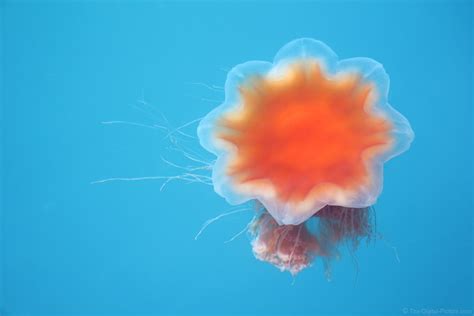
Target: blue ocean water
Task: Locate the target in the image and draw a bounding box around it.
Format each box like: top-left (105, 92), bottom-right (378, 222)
top-left (1, 1), bottom-right (472, 315)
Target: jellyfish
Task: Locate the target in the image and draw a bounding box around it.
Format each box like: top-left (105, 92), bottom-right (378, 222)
top-left (197, 38), bottom-right (414, 275)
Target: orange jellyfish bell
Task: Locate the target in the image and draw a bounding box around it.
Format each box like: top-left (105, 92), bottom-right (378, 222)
top-left (198, 38), bottom-right (414, 226)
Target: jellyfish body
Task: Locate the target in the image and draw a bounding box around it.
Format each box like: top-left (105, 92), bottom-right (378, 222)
top-left (197, 38), bottom-right (414, 274)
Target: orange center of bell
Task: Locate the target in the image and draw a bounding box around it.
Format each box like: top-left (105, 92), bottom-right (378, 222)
top-left (217, 61), bottom-right (392, 202)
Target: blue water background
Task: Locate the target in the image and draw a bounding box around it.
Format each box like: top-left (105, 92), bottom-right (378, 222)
top-left (1, 1), bottom-right (472, 315)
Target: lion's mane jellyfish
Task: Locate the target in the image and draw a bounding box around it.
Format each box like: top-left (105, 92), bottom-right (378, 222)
top-left (197, 38), bottom-right (414, 275)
